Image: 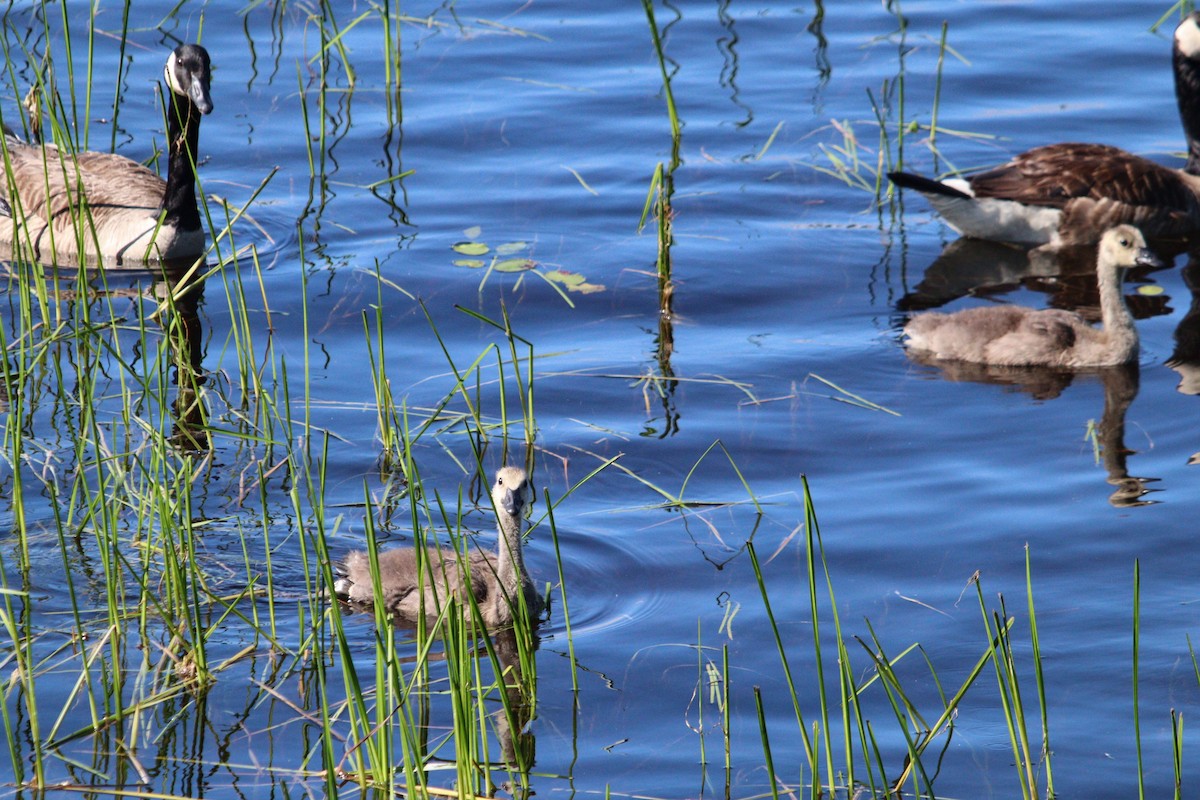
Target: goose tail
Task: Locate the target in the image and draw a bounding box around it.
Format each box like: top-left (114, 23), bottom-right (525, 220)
top-left (888, 171), bottom-right (974, 199)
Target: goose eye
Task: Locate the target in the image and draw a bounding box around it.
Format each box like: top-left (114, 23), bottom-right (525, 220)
top-left (1119, 237), bottom-right (1130, 247)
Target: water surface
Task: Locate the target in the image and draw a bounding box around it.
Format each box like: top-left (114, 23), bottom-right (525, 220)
top-left (1, 1), bottom-right (1198, 798)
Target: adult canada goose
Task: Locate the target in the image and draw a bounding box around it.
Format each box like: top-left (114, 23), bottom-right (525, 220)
top-left (0, 43), bottom-right (212, 265)
top-left (887, 13), bottom-right (1200, 246)
top-left (333, 466), bottom-right (544, 628)
top-left (903, 225), bottom-right (1162, 367)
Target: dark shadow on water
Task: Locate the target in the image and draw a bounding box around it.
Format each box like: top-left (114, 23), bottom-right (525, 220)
top-left (897, 237), bottom-right (1180, 319)
top-left (1167, 250), bottom-right (1200, 395)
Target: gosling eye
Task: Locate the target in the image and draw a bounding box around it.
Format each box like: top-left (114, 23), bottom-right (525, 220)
top-left (1119, 237), bottom-right (1131, 247)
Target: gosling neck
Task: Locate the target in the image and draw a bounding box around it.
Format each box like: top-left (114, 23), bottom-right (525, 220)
top-left (1097, 259), bottom-right (1138, 360)
top-left (161, 89), bottom-right (204, 231)
top-left (495, 507), bottom-right (530, 601)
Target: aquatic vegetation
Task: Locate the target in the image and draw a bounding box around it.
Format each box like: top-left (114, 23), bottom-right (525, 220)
top-left (0, 3), bottom-right (1191, 800)
top-left (451, 226), bottom-right (606, 299)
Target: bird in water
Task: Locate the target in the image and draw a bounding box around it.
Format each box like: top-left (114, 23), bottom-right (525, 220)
top-left (887, 13), bottom-right (1200, 246)
top-left (0, 43), bottom-right (213, 265)
top-left (903, 225), bottom-right (1163, 368)
top-left (333, 466), bottom-right (544, 628)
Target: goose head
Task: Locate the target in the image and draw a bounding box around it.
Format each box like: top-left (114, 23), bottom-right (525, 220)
top-left (165, 43), bottom-right (213, 116)
top-left (1100, 224), bottom-right (1163, 271)
top-left (493, 466), bottom-right (532, 519)
top-left (1175, 12), bottom-right (1200, 171)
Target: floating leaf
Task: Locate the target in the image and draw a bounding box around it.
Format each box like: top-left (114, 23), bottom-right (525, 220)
top-left (454, 259), bottom-right (486, 268)
top-left (495, 258), bottom-right (536, 272)
top-left (453, 241), bottom-right (490, 256)
top-left (544, 269), bottom-right (606, 294)
top-left (463, 225), bottom-right (483, 239)
top-left (1136, 285), bottom-right (1165, 296)
top-left (496, 241), bottom-right (528, 255)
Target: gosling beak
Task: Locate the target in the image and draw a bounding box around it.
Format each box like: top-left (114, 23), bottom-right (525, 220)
top-left (501, 488), bottom-right (524, 518)
top-left (1134, 247), bottom-right (1165, 269)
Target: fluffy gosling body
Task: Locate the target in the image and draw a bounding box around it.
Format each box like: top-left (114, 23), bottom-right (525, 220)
top-left (334, 466), bottom-right (543, 628)
top-left (903, 225), bottom-right (1162, 368)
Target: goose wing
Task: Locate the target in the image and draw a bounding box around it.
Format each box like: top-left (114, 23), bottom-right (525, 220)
top-left (969, 144), bottom-right (1198, 213)
top-left (0, 143), bottom-right (162, 226)
top-left (1021, 309), bottom-right (1080, 349)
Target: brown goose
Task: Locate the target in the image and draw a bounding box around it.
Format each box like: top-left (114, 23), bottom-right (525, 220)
top-left (903, 225), bottom-right (1162, 367)
top-left (888, 13), bottom-right (1200, 246)
top-left (0, 43), bottom-right (212, 265)
top-left (333, 466), bottom-right (544, 628)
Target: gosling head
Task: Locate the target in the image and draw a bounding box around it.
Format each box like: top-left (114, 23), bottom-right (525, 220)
top-left (165, 43), bottom-right (213, 116)
top-left (492, 466), bottom-right (532, 518)
top-left (1100, 225), bottom-right (1163, 271)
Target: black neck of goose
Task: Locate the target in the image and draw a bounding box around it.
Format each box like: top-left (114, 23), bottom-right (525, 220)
top-left (1174, 48), bottom-right (1200, 175)
top-left (161, 90), bottom-right (203, 231)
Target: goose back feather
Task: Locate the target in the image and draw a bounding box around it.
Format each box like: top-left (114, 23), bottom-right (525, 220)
top-left (903, 225), bottom-right (1163, 368)
top-left (888, 14), bottom-right (1200, 246)
top-left (0, 43), bottom-right (212, 265)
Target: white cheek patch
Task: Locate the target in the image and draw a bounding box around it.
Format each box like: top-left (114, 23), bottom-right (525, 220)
top-left (1176, 16), bottom-right (1200, 59)
top-left (164, 52), bottom-right (184, 95)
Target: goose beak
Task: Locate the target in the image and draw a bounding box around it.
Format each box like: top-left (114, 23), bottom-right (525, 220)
top-left (189, 76), bottom-right (213, 115)
top-left (1134, 247), bottom-right (1165, 269)
top-left (501, 488), bottom-right (525, 518)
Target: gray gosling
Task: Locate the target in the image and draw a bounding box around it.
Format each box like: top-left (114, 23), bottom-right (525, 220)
top-left (0, 43), bottom-right (213, 265)
top-left (903, 225), bottom-right (1163, 368)
top-left (334, 466), bottom-right (543, 628)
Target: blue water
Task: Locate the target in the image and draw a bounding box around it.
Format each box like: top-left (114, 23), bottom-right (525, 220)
top-left (1, 0), bottom-right (1199, 797)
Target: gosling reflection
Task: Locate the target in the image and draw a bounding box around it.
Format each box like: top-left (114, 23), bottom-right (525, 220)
top-left (370, 618), bottom-right (540, 790)
top-left (908, 355), bottom-right (1156, 506)
top-left (1093, 364), bottom-right (1159, 507)
top-left (491, 627), bottom-right (538, 790)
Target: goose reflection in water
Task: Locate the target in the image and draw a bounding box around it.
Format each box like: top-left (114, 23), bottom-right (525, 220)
top-left (1167, 253), bottom-right (1200, 395)
top-left (901, 237), bottom-right (1167, 506)
top-left (897, 236), bottom-right (1178, 317)
top-left (0, 256), bottom-right (209, 452)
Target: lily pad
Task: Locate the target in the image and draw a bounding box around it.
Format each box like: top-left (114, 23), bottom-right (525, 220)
top-left (544, 269), bottom-right (606, 294)
top-left (496, 241), bottom-right (528, 255)
top-left (463, 225), bottom-right (483, 239)
top-left (452, 241), bottom-right (490, 256)
top-left (454, 259), bottom-right (486, 268)
top-left (1136, 285), bottom-right (1165, 296)
top-left (495, 258), bottom-right (536, 272)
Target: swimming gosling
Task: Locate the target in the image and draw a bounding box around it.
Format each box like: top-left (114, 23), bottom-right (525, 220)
top-left (903, 225), bottom-right (1163, 368)
top-left (0, 43), bottom-right (213, 265)
top-left (333, 466), bottom-right (543, 628)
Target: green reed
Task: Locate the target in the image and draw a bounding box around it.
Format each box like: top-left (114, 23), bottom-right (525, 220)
top-left (807, 9), bottom-right (978, 201)
top-left (0, 12), bottom-right (579, 796)
top-left (737, 472), bottom-right (1023, 800)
